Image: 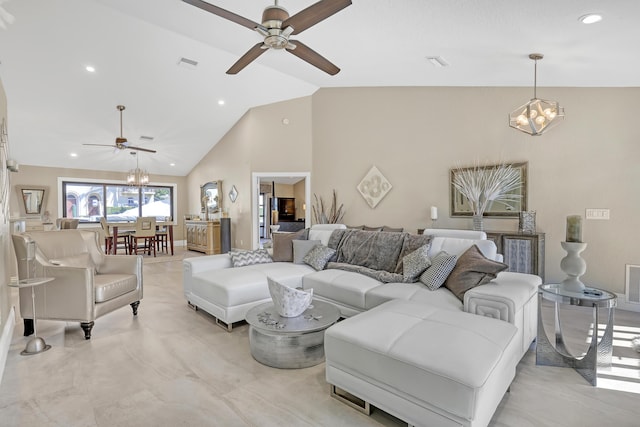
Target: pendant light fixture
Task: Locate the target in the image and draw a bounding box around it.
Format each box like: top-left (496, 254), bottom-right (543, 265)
top-left (508, 53), bottom-right (564, 136)
top-left (127, 152), bottom-right (149, 188)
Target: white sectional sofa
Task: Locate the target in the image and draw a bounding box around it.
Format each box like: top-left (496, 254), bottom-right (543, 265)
top-left (183, 225), bottom-right (541, 426)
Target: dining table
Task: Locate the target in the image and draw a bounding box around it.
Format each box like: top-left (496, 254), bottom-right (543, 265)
top-left (107, 221), bottom-right (175, 256)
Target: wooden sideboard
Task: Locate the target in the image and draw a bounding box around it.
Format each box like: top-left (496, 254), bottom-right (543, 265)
top-left (485, 231), bottom-right (545, 280)
top-left (185, 218), bottom-right (231, 255)
top-left (417, 228), bottom-right (545, 280)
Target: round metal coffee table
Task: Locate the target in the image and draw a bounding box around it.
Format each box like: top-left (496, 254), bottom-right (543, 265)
top-left (246, 300), bottom-right (340, 369)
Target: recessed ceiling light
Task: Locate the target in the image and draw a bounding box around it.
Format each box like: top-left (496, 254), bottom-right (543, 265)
top-left (170, 163), bottom-right (176, 167)
top-left (70, 152), bottom-right (78, 157)
top-left (85, 65), bottom-right (95, 73)
top-left (282, 118), bottom-right (290, 125)
top-left (578, 14), bottom-right (602, 24)
top-left (218, 99), bottom-right (225, 106)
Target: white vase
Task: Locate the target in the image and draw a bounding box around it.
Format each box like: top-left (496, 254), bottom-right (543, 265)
top-left (559, 241), bottom-right (587, 292)
top-left (267, 277), bottom-right (313, 317)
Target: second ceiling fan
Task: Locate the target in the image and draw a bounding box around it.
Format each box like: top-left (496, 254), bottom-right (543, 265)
top-left (183, 0), bottom-right (352, 75)
top-left (83, 105), bottom-right (156, 153)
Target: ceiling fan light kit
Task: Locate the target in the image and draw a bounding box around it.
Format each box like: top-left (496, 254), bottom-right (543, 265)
top-left (508, 53), bottom-right (564, 136)
top-left (182, 0), bottom-right (352, 75)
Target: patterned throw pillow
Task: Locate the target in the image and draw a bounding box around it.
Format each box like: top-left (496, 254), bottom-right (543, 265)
top-left (303, 245), bottom-right (337, 271)
top-left (402, 244), bottom-right (432, 283)
top-left (229, 249), bottom-right (273, 268)
top-left (419, 251), bottom-right (458, 290)
top-left (292, 240), bottom-right (321, 264)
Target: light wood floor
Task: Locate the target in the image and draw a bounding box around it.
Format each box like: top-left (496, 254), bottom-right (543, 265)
top-left (1, 249), bottom-right (639, 426)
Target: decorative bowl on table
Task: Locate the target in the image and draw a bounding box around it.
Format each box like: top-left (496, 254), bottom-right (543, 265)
top-left (267, 277), bottom-right (313, 317)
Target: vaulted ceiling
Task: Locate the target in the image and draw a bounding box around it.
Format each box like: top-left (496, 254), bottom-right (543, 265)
top-left (0, 0), bottom-right (637, 176)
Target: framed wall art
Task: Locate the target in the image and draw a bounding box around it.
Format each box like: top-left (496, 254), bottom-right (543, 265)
top-left (450, 161), bottom-right (528, 217)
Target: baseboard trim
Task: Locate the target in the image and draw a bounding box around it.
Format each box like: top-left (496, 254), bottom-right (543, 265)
top-left (0, 306), bottom-right (16, 386)
top-left (615, 293), bottom-right (640, 312)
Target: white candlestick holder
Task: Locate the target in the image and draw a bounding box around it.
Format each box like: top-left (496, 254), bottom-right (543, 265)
top-left (560, 241), bottom-right (587, 292)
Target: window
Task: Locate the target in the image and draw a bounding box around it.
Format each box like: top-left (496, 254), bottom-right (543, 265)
top-left (61, 181), bottom-right (174, 223)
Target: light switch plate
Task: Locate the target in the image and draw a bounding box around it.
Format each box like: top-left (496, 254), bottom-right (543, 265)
top-left (586, 208), bottom-right (610, 220)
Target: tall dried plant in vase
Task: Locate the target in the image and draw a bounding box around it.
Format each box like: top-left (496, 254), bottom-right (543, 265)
top-left (312, 190), bottom-right (345, 224)
top-left (451, 162), bottom-right (522, 231)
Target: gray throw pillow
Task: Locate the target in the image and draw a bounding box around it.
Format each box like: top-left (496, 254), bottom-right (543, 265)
top-left (402, 244), bottom-right (432, 282)
top-left (292, 239), bottom-right (321, 264)
top-left (444, 245), bottom-right (508, 301)
top-left (303, 245), bottom-right (337, 271)
top-left (271, 229), bottom-right (307, 262)
top-left (419, 251), bottom-right (458, 290)
top-left (229, 249), bottom-right (273, 268)
top-left (395, 234), bottom-right (432, 274)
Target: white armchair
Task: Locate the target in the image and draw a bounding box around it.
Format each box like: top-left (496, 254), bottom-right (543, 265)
top-left (12, 229), bottom-right (143, 339)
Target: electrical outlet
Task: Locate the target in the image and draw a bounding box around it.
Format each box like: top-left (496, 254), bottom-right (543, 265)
top-left (586, 208), bottom-right (610, 220)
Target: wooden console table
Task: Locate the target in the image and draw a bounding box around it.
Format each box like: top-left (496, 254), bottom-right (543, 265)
top-left (417, 228), bottom-right (545, 280)
top-left (485, 231), bottom-right (545, 280)
top-left (185, 218), bottom-right (231, 254)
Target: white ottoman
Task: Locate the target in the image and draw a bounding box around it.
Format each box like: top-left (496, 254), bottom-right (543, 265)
top-left (325, 299), bottom-right (519, 427)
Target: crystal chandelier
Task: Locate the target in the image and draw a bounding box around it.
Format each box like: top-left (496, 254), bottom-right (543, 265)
top-left (509, 53), bottom-right (564, 136)
top-left (127, 152), bottom-right (149, 188)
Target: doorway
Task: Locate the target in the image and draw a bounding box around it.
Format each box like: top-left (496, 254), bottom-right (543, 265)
top-left (251, 172), bottom-right (311, 250)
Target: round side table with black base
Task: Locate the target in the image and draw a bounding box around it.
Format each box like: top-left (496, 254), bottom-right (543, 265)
top-left (9, 277), bottom-right (55, 356)
top-left (536, 283), bottom-right (617, 386)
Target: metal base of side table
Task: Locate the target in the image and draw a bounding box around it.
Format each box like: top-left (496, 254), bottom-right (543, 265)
top-left (20, 337), bottom-right (51, 356)
top-left (9, 277), bottom-right (55, 356)
top-left (536, 284), bottom-right (616, 386)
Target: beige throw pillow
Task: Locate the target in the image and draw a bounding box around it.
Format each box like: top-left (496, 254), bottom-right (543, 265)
top-left (271, 229), bottom-right (307, 262)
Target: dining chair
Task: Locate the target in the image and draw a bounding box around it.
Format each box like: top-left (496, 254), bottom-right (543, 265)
top-left (56, 218), bottom-right (79, 229)
top-left (130, 217), bottom-right (156, 256)
top-left (99, 217), bottom-right (130, 254)
top-left (155, 216), bottom-right (171, 254)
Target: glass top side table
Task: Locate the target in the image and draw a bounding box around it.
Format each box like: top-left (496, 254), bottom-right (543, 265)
top-left (536, 283), bottom-right (617, 386)
top-left (9, 277), bottom-right (55, 355)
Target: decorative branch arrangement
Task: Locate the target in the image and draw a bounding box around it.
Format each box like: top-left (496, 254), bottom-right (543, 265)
top-left (451, 162), bottom-right (522, 217)
top-left (312, 190), bottom-right (345, 224)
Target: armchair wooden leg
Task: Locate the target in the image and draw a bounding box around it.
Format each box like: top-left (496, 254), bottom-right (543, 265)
top-left (81, 321), bottom-right (95, 340)
top-left (23, 319), bottom-right (34, 336)
top-left (130, 301), bottom-right (140, 316)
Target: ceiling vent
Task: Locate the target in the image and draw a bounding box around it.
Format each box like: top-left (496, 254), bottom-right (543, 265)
top-left (177, 57), bottom-right (198, 69)
top-left (426, 56), bottom-right (449, 67)
top-left (139, 135), bottom-right (154, 141)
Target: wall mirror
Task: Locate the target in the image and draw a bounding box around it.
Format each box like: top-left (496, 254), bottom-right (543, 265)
top-left (15, 185), bottom-right (49, 217)
top-left (200, 180), bottom-right (223, 214)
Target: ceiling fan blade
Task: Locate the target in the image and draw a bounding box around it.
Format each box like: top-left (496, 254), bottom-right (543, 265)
top-left (182, 0), bottom-right (260, 30)
top-left (286, 40), bottom-right (340, 75)
top-left (227, 42), bottom-right (268, 74)
top-left (127, 146), bottom-right (157, 154)
top-left (283, 0), bottom-right (352, 35)
top-left (83, 143), bottom-right (117, 148)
